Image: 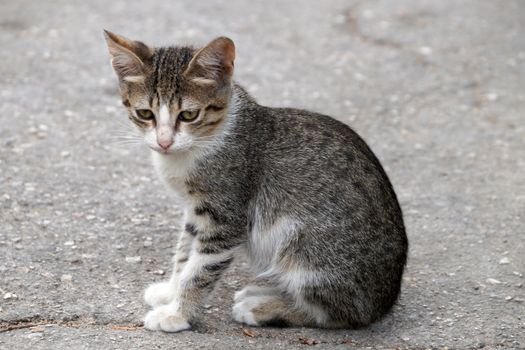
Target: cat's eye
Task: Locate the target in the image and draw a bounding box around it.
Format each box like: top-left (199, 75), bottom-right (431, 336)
top-left (178, 110), bottom-right (199, 122)
top-left (135, 109), bottom-right (155, 120)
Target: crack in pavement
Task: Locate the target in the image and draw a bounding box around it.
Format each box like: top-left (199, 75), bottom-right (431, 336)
top-left (0, 316), bottom-right (143, 333)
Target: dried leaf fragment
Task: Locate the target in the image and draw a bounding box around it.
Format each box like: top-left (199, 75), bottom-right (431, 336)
top-left (242, 328), bottom-right (258, 337)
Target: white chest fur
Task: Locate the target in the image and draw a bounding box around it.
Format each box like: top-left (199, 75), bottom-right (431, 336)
top-left (151, 151), bottom-right (199, 206)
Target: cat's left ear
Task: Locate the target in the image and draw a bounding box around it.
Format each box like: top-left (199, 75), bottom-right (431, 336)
top-left (184, 37), bottom-right (235, 87)
top-left (103, 30), bottom-right (154, 82)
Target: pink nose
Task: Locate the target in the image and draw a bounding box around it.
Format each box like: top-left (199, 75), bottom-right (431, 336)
top-left (157, 125), bottom-right (174, 150)
top-left (158, 139), bottom-right (173, 150)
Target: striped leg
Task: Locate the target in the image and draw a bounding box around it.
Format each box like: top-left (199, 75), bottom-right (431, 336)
top-left (144, 223), bottom-right (240, 332)
top-left (144, 223), bottom-right (196, 308)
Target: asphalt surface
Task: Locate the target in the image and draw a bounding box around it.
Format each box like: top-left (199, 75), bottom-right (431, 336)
top-left (1, 0), bottom-right (524, 349)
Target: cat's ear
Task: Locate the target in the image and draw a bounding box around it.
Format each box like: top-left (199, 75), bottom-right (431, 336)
top-left (103, 30), bottom-right (154, 82)
top-left (184, 37), bottom-right (235, 87)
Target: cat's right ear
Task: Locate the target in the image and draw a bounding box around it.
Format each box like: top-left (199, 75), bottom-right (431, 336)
top-left (103, 30), bottom-right (153, 83)
top-left (183, 37), bottom-right (236, 87)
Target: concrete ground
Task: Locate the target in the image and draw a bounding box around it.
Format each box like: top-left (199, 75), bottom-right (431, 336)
top-left (1, 0), bottom-right (524, 349)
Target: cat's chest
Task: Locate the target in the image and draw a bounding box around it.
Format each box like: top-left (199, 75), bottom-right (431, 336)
top-left (152, 151), bottom-right (198, 203)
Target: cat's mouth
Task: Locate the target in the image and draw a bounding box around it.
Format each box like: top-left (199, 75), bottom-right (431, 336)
top-left (150, 142), bottom-right (193, 155)
top-left (150, 146), bottom-right (174, 155)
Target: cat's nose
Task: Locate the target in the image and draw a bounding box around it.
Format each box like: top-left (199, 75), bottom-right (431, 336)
top-left (157, 125), bottom-right (174, 150)
top-left (158, 139), bottom-right (174, 150)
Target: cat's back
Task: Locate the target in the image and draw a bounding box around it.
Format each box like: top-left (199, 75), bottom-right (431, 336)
top-left (240, 104), bottom-right (402, 223)
top-left (250, 104), bottom-right (385, 171)
top-left (238, 103), bottom-right (407, 325)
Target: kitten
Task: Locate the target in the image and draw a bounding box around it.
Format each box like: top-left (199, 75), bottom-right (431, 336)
top-left (103, 30), bottom-right (408, 332)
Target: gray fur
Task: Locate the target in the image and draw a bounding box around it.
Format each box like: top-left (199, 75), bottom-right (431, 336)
top-left (104, 33), bottom-right (408, 330)
top-left (189, 85), bottom-right (408, 327)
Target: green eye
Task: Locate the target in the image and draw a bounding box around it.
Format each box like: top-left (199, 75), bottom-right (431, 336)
top-left (135, 109), bottom-right (154, 120)
top-left (178, 110), bottom-right (199, 122)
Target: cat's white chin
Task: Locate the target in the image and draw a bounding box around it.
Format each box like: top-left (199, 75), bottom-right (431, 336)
top-left (151, 147), bottom-right (174, 155)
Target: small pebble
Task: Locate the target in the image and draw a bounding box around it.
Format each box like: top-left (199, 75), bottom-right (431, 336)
top-left (418, 46), bottom-right (433, 55)
top-left (125, 256), bottom-right (141, 263)
top-left (3, 292), bottom-right (18, 300)
top-left (486, 278), bottom-right (502, 285)
top-left (499, 257), bottom-right (510, 265)
top-left (60, 274), bottom-right (72, 282)
top-left (486, 92), bottom-right (499, 101)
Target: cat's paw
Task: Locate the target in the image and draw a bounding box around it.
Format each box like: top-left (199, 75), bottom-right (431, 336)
top-left (144, 282), bottom-right (174, 307)
top-left (232, 296), bottom-right (272, 326)
top-left (144, 305), bottom-right (190, 333)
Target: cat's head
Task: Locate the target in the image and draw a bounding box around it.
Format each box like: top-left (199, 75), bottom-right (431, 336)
top-left (103, 30), bottom-right (235, 154)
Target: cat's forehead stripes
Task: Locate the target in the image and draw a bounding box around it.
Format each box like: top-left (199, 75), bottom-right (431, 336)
top-left (150, 46), bottom-right (195, 105)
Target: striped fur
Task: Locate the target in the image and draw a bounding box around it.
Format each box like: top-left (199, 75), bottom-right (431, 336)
top-left (104, 32), bottom-right (408, 333)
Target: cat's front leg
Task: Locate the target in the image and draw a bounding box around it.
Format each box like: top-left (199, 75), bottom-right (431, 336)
top-left (144, 223), bottom-right (195, 307)
top-left (144, 226), bottom-right (240, 332)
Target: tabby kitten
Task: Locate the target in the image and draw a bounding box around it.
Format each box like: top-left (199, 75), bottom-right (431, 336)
top-left (103, 30), bottom-right (408, 332)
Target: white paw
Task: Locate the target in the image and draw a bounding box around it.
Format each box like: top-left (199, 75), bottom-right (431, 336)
top-left (144, 282), bottom-right (174, 307)
top-left (232, 296), bottom-right (272, 326)
top-left (144, 305), bottom-right (190, 333)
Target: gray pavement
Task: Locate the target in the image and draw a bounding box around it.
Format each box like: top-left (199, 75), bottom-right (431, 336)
top-left (1, 0), bottom-right (524, 349)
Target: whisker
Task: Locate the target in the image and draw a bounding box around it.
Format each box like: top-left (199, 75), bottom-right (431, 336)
top-left (108, 139), bottom-right (143, 145)
top-left (110, 136), bottom-right (143, 141)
